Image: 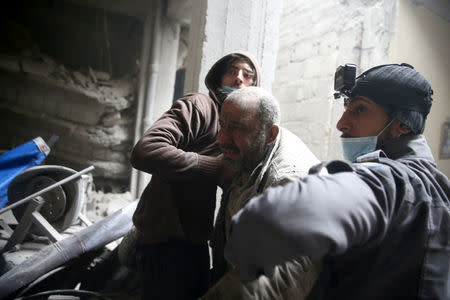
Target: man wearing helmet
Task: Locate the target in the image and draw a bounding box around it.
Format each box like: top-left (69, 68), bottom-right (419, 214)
top-left (224, 64), bottom-right (450, 299)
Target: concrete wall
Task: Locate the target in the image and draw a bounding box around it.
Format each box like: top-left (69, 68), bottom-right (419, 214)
top-left (389, 0), bottom-right (450, 175)
top-left (273, 0), bottom-right (397, 161)
top-left (184, 0), bottom-right (283, 94)
top-left (273, 0), bottom-right (449, 176)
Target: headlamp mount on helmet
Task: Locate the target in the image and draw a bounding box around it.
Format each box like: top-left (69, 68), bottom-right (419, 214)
top-left (333, 63), bottom-right (356, 99)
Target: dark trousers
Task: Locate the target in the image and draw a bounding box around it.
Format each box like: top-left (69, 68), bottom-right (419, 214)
top-left (137, 240), bottom-right (210, 300)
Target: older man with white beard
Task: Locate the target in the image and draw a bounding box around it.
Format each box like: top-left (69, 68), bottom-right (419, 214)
top-left (203, 87), bottom-right (321, 300)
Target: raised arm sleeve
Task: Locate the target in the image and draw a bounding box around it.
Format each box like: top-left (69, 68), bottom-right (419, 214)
top-left (224, 170), bottom-right (391, 281)
top-left (130, 95), bottom-right (221, 180)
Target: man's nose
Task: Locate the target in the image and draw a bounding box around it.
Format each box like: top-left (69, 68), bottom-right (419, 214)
top-left (235, 70), bottom-right (244, 84)
top-left (336, 110), bottom-right (350, 133)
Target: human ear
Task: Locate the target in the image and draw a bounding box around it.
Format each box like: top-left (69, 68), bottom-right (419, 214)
top-left (266, 124), bottom-right (279, 144)
top-left (398, 123), bottom-right (412, 136)
top-left (393, 119), bottom-right (411, 137)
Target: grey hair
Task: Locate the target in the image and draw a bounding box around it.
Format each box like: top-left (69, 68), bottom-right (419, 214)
top-left (227, 86), bottom-right (280, 129)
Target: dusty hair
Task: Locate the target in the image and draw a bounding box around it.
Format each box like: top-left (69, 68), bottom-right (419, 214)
top-left (227, 87), bottom-right (280, 130)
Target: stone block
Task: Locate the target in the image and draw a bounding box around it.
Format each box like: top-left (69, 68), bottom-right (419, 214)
top-left (282, 120), bottom-right (330, 160)
top-left (280, 99), bottom-right (330, 123)
top-left (291, 41), bottom-right (318, 63)
top-left (101, 112), bottom-right (121, 127)
top-left (91, 148), bottom-right (127, 163)
top-left (318, 31), bottom-right (339, 55)
top-left (273, 81), bottom-right (304, 103)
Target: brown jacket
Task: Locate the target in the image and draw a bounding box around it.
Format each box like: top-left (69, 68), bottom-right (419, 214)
top-left (131, 51), bottom-right (261, 244)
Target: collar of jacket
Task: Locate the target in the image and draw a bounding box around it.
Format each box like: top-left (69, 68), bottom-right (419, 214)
top-left (355, 134), bottom-right (435, 164)
top-left (380, 134), bottom-right (435, 162)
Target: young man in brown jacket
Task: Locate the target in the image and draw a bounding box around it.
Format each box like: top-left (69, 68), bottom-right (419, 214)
top-left (131, 51), bottom-right (261, 300)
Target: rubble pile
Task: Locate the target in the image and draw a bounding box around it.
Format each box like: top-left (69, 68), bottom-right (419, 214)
top-left (85, 190), bottom-right (133, 223)
top-left (0, 52), bottom-right (137, 188)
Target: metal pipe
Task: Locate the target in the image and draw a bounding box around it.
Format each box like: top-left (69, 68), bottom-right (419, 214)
top-left (142, 2), bottom-right (162, 133)
top-left (130, 15), bottom-right (153, 200)
top-left (137, 0), bottom-right (163, 197)
top-left (0, 166), bottom-right (94, 215)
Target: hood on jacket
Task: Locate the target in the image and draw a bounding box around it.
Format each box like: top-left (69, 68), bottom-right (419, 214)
top-left (205, 51), bottom-right (261, 106)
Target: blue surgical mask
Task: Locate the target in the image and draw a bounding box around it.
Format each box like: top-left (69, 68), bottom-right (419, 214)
top-left (341, 119), bottom-right (394, 162)
top-left (221, 85), bottom-right (237, 93)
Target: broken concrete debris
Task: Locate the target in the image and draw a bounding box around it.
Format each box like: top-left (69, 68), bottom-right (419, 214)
top-left (0, 52), bottom-right (137, 187)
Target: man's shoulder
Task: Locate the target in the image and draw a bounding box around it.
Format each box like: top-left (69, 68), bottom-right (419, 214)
top-left (274, 128), bottom-right (320, 174)
top-left (279, 128), bottom-right (314, 152)
top-left (176, 93), bottom-right (217, 110)
top-left (166, 93), bottom-right (220, 133)
top-left (259, 128), bottom-right (319, 189)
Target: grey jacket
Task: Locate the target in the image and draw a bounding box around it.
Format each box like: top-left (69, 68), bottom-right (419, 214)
top-left (205, 128), bottom-right (321, 299)
top-left (225, 134), bottom-right (450, 300)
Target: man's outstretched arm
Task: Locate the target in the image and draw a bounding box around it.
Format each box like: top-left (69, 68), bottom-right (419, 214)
top-left (224, 171), bottom-right (389, 281)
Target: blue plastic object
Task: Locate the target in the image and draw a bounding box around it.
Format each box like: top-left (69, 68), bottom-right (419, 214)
top-left (0, 137), bottom-right (50, 209)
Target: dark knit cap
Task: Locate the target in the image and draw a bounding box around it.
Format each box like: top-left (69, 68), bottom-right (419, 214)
top-left (350, 63), bottom-right (434, 134)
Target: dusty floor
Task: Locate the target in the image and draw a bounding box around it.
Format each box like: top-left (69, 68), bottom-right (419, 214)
top-left (85, 190), bottom-right (134, 223)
